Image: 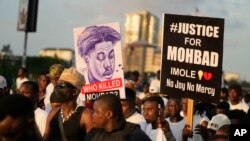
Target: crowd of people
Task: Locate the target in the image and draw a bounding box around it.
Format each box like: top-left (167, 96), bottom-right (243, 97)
top-left (0, 64), bottom-right (250, 141)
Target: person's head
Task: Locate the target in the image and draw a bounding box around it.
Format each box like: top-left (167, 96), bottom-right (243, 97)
top-left (142, 96), bottom-right (164, 123)
top-left (220, 87), bottom-right (228, 102)
top-left (228, 109), bottom-right (247, 125)
top-left (228, 84), bottom-right (242, 104)
top-left (0, 95), bottom-right (35, 141)
top-left (18, 81), bottom-right (39, 107)
top-left (216, 101), bottom-right (230, 115)
top-left (47, 64), bottom-right (65, 86)
top-left (207, 114), bottom-right (231, 133)
top-left (121, 88), bottom-right (136, 118)
top-left (167, 98), bottom-right (182, 118)
top-left (77, 26), bottom-right (121, 83)
top-left (0, 75), bottom-right (7, 98)
top-left (244, 93), bottom-right (250, 103)
top-left (38, 72), bottom-right (49, 91)
top-left (17, 67), bottom-right (27, 78)
top-left (143, 82), bottom-right (150, 93)
top-left (52, 67), bottom-right (85, 103)
top-left (92, 94), bottom-right (124, 131)
top-left (131, 71), bottom-right (140, 82)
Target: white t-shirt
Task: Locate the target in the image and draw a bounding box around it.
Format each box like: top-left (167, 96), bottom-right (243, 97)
top-left (16, 77), bottom-right (29, 89)
top-left (141, 122), bottom-right (167, 141)
top-left (126, 111), bottom-right (146, 128)
top-left (166, 117), bottom-right (186, 141)
top-left (229, 101), bottom-right (249, 113)
top-left (44, 83), bottom-right (54, 112)
top-left (35, 107), bottom-right (48, 136)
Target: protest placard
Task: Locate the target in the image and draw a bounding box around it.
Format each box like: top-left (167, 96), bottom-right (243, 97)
top-left (160, 14), bottom-right (224, 103)
top-left (73, 22), bottom-right (125, 107)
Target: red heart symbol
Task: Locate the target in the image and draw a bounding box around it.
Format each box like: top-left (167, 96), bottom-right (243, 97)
top-left (203, 72), bottom-right (212, 80)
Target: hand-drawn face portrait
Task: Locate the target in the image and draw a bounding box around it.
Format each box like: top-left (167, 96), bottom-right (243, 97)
top-left (77, 26), bottom-right (121, 83)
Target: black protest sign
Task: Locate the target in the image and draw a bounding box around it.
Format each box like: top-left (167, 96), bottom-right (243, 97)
top-left (160, 14), bottom-right (224, 103)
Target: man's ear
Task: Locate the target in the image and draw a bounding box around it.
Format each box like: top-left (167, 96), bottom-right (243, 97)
top-left (106, 110), bottom-right (114, 119)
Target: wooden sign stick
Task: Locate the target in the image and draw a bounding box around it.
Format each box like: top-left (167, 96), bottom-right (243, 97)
top-left (187, 98), bottom-right (194, 130)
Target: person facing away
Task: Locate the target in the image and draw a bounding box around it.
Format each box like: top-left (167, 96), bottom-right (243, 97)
top-left (15, 67), bottom-right (29, 92)
top-left (44, 67), bottom-right (93, 141)
top-left (0, 95), bottom-right (44, 141)
top-left (85, 94), bottom-right (151, 141)
top-left (18, 81), bottom-right (48, 137)
top-left (77, 25), bottom-right (121, 83)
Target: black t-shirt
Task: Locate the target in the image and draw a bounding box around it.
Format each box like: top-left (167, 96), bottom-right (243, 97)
top-left (85, 120), bottom-right (151, 141)
top-left (49, 106), bottom-right (86, 141)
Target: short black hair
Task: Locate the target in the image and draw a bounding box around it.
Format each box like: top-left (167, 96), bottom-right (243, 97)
top-left (221, 87), bottom-right (228, 94)
top-left (21, 81), bottom-right (39, 98)
top-left (244, 93), bottom-right (250, 102)
top-left (95, 94), bottom-right (124, 121)
top-left (228, 84), bottom-right (242, 95)
top-left (216, 101), bottom-right (229, 111)
top-left (123, 87), bottom-right (136, 101)
top-left (132, 71), bottom-right (140, 77)
top-left (0, 95), bottom-right (34, 121)
top-left (20, 67), bottom-right (28, 74)
top-left (228, 109), bottom-right (247, 124)
top-left (143, 95), bottom-right (164, 108)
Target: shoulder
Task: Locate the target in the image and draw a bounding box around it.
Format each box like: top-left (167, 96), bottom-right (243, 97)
top-left (46, 83), bottom-right (54, 91)
top-left (126, 112), bottom-right (145, 123)
top-left (47, 107), bottom-right (60, 121)
top-left (124, 122), bottom-right (151, 141)
top-left (81, 107), bottom-right (93, 118)
top-left (80, 107), bottom-right (93, 132)
top-left (85, 128), bottom-right (114, 141)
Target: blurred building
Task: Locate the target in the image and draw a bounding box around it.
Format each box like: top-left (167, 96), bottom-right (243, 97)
top-left (123, 11), bottom-right (161, 74)
top-left (223, 72), bottom-right (240, 83)
top-left (39, 48), bottom-right (74, 64)
top-left (124, 10), bottom-right (159, 46)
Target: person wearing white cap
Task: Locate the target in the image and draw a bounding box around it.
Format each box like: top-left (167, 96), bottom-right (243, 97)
top-left (207, 114), bottom-right (231, 132)
top-left (193, 114), bottom-right (231, 141)
top-left (0, 75), bottom-right (7, 98)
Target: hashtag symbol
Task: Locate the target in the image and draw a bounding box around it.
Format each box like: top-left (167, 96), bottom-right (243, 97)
top-left (170, 23), bottom-right (178, 33)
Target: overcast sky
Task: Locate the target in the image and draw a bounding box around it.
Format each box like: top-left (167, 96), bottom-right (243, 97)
top-left (0, 0), bottom-right (250, 81)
